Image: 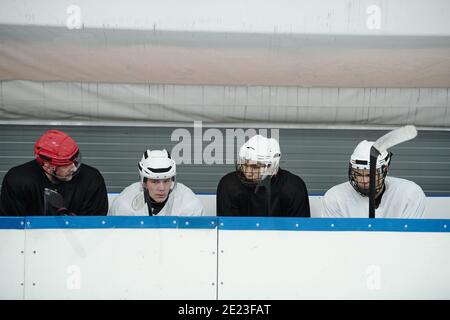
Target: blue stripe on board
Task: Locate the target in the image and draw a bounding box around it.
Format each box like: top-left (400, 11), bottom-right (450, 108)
top-left (177, 217), bottom-right (218, 229)
top-left (0, 217), bottom-right (448, 232)
top-left (0, 217), bottom-right (25, 229)
top-left (217, 217), bottom-right (450, 232)
top-left (23, 216), bottom-right (217, 229)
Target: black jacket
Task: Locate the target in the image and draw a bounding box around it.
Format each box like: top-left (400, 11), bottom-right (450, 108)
top-left (216, 168), bottom-right (310, 217)
top-left (0, 160), bottom-right (108, 216)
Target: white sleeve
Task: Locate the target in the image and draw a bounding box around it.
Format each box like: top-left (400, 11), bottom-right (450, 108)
top-left (404, 185), bottom-right (426, 218)
top-left (108, 196), bottom-right (126, 216)
top-left (108, 195), bottom-right (134, 216)
top-left (173, 185), bottom-right (205, 216)
top-left (108, 197), bottom-right (119, 216)
top-left (183, 197), bottom-right (205, 216)
top-left (322, 190), bottom-right (344, 218)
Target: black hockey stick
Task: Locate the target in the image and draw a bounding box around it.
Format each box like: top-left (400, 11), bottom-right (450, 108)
top-left (44, 188), bottom-right (75, 216)
top-left (369, 125), bottom-right (417, 218)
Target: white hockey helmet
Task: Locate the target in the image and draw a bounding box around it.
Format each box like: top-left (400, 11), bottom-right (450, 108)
top-left (138, 149), bottom-right (176, 187)
top-left (236, 135), bottom-right (281, 185)
top-left (348, 140), bottom-right (392, 196)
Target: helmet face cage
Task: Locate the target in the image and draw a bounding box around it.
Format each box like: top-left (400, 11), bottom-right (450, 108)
top-left (348, 164), bottom-right (388, 196)
top-left (235, 135), bottom-right (281, 186)
top-left (235, 160), bottom-right (269, 186)
top-left (236, 156), bottom-right (280, 186)
top-left (348, 152), bottom-right (392, 197)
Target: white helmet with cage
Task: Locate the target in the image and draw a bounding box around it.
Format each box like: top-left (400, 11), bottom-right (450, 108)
top-left (348, 140), bottom-right (392, 196)
top-left (138, 149), bottom-right (176, 189)
top-left (236, 135), bottom-right (281, 185)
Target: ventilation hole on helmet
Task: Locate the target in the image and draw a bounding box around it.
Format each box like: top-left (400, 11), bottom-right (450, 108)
top-left (149, 166), bottom-right (172, 173)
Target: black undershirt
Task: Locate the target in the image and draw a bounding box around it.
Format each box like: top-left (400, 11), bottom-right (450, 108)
top-left (144, 190), bottom-right (168, 215)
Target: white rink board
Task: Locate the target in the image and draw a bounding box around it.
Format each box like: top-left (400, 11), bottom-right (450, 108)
top-left (24, 228), bottom-right (217, 299)
top-left (1, 217), bottom-right (450, 300)
top-left (218, 230), bottom-right (450, 299)
top-left (0, 230), bottom-right (25, 299)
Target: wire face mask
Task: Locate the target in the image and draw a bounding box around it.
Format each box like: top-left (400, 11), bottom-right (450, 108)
top-left (236, 135), bottom-right (281, 187)
top-left (348, 140), bottom-right (392, 197)
top-left (236, 160), bottom-right (274, 186)
top-left (348, 167), bottom-right (387, 196)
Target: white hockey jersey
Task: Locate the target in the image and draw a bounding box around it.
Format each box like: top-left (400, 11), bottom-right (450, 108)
top-left (109, 182), bottom-right (204, 216)
top-left (323, 177), bottom-right (425, 218)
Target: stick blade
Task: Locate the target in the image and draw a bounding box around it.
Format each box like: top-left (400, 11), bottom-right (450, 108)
top-left (373, 125), bottom-right (417, 152)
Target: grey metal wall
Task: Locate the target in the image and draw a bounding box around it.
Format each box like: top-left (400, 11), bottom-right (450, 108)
top-left (1, 125), bottom-right (449, 195)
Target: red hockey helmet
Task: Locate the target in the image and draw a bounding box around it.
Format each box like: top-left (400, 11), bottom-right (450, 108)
top-left (34, 130), bottom-right (80, 167)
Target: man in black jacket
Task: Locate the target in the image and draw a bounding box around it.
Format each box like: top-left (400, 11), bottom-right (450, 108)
top-left (0, 129), bottom-right (108, 216)
top-left (216, 135), bottom-right (310, 217)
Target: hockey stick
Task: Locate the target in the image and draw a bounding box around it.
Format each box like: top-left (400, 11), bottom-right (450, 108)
top-left (44, 188), bottom-right (65, 212)
top-left (44, 188), bottom-right (75, 216)
top-left (369, 125), bottom-right (417, 218)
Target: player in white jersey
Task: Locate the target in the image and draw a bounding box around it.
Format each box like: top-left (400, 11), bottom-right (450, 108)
top-left (323, 140), bottom-right (425, 218)
top-left (109, 149), bottom-right (204, 216)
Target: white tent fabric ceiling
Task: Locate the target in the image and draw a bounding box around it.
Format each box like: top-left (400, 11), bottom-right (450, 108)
top-left (1, 1), bottom-right (450, 128)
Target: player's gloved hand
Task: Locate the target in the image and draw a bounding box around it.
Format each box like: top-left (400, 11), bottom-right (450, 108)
top-left (56, 208), bottom-right (77, 216)
top-left (44, 188), bottom-right (77, 216)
